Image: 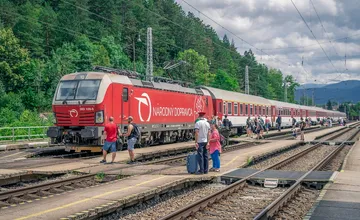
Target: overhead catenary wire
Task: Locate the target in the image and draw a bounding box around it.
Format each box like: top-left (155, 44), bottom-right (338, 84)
top-left (181, 0), bottom-right (293, 67)
top-left (290, 0), bottom-right (342, 78)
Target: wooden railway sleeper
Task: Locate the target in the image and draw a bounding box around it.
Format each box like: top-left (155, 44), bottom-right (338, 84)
top-left (0, 200), bottom-right (10, 207)
top-left (22, 193), bottom-right (40, 200)
top-left (8, 196), bottom-right (27, 204)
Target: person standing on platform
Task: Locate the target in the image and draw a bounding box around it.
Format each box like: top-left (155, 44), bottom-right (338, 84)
top-left (300, 118), bottom-right (306, 141)
top-left (265, 116), bottom-right (271, 134)
top-left (194, 112), bottom-right (211, 175)
top-left (276, 114), bottom-right (282, 132)
top-left (100, 116), bottom-right (120, 164)
top-left (208, 122), bottom-right (221, 172)
top-left (120, 116), bottom-right (138, 164)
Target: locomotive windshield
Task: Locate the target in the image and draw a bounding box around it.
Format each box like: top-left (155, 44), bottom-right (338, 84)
top-left (56, 79), bottom-right (101, 101)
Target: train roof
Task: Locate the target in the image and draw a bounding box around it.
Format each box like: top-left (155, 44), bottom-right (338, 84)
top-left (201, 86), bottom-right (271, 106)
top-left (61, 72), bottom-right (212, 96)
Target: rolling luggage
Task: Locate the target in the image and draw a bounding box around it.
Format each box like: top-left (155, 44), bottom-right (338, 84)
top-left (187, 153), bottom-right (198, 174)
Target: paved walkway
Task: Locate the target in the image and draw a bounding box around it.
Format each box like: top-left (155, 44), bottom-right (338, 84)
top-left (0, 140), bottom-right (301, 220)
top-left (307, 140), bottom-right (360, 219)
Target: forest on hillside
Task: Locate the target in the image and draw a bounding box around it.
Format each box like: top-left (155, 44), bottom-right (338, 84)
top-left (0, 0), bottom-right (299, 126)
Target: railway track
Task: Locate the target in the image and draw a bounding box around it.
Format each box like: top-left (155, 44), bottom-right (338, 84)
top-left (0, 141), bottom-right (264, 208)
top-left (159, 127), bottom-right (359, 220)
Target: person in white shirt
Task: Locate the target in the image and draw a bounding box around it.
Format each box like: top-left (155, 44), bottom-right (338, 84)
top-left (194, 112), bottom-right (211, 175)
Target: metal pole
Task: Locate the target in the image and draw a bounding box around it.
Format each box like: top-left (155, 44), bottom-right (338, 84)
top-left (132, 38), bottom-right (136, 72)
top-left (284, 81), bottom-right (287, 102)
top-left (146, 27), bottom-right (153, 81)
top-left (245, 65), bottom-right (249, 94)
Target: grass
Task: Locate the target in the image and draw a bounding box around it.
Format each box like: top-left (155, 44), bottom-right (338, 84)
top-left (95, 172), bottom-right (105, 181)
top-left (246, 156), bottom-right (254, 166)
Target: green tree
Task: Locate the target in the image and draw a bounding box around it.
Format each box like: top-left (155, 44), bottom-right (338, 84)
top-left (177, 49), bottom-right (212, 85)
top-left (326, 100), bottom-right (333, 110)
top-left (211, 69), bottom-right (239, 91)
top-left (0, 28), bottom-right (30, 92)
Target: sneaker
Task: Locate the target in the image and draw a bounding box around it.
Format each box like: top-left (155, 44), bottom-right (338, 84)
top-left (214, 169), bottom-right (220, 172)
top-left (209, 168), bottom-right (215, 172)
top-left (195, 172), bottom-right (204, 175)
top-left (127, 160), bottom-right (135, 164)
top-left (100, 160), bottom-right (106, 163)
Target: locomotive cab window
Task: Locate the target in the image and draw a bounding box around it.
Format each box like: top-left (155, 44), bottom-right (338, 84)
top-left (122, 88), bottom-right (128, 102)
top-left (56, 79), bottom-right (101, 101)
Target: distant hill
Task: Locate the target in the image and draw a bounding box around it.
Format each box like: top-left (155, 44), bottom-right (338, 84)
top-left (295, 80), bottom-right (360, 104)
top-left (298, 83), bottom-right (325, 89)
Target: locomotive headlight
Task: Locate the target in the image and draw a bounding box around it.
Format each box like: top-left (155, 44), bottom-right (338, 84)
top-left (53, 113), bottom-right (57, 124)
top-left (95, 111), bottom-right (104, 124)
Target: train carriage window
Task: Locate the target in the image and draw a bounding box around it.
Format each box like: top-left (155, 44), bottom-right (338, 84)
top-left (263, 107), bottom-right (265, 116)
top-left (254, 105), bottom-right (257, 115)
top-left (227, 102), bottom-right (232, 115)
top-left (223, 102), bottom-right (227, 114)
top-left (250, 105), bottom-right (253, 115)
top-left (234, 103), bottom-right (238, 115)
top-left (266, 107), bottom-right (269, 116)
top-left (240, 103), bottom-right (243, 115)
top-left (246, 104), bottom-right (248, 115)
top-left (122, 88), bottom-right (128, 102)
top-left (218, 102), bottom-right (222, 113)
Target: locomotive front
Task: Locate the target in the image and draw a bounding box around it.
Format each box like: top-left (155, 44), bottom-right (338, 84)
top-left (46, 72), bottom-right (110, 150)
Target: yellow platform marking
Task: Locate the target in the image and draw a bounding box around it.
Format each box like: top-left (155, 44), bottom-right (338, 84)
top-left (15, 176), bottom-right (166, 220)
top-left (0, 151), bottom-right (24, 159)
top-left (223, 156), bottom-right (240, 167)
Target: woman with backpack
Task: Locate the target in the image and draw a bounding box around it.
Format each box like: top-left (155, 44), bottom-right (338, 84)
top-left (208, 122), bottom-right (222, 172)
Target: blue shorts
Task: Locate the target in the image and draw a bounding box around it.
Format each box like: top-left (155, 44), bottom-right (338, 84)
top-left (127, 137), bottom-right (137, 151)
top-left (103, 141), bottom-right (116, 153)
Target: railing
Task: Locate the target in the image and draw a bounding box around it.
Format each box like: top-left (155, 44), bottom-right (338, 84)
top-left (0, 126), bottom-right (49, 142)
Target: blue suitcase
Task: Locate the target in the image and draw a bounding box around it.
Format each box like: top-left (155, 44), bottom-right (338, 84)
top-left (187, 153), bottom-right (198, 174)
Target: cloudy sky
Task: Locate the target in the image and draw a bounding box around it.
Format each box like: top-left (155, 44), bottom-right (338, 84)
top-left (176, 0), bottom-right (360, 85)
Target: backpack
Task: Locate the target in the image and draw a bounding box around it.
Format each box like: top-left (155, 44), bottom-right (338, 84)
top-left (131, 123), bottom-right (141, 139)
top-left (220, 134), bottom-right (226, 146)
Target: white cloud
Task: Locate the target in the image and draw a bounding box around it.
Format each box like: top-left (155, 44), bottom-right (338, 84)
top-left (178, 0), bottom-right (359, 84)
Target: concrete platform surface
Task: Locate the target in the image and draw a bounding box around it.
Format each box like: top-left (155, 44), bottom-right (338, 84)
top-left (308, 140), bottom-right (360, 220)
top-left (0, 175), bottom-right (184, 220)
top-left (0, 169), bottom-right (29, 179)
top-left (149, 140), bottom-right (301, 176)
top-left (1, 140), bottom-right (301, 220)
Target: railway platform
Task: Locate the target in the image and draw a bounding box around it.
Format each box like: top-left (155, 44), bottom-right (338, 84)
top-left (0, 124), bottom-right (351, 178)
top-left (0, 140), bottom-right (301, 220)
top-left (306, 140), bottom-right (360, 219)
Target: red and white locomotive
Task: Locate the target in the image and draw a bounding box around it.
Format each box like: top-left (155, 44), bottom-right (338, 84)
top-left (47, 67), bottom-right (346, 152)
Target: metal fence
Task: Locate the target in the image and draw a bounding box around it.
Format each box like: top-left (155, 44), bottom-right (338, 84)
top-left (0, 126), bottom-right (49, 142)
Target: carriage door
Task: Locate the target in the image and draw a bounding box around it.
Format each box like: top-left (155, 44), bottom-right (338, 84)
top-left (121, 87), bottom-right (130, 131)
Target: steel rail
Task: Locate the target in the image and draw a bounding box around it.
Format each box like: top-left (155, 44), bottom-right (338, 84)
top-left (160, 126), bottom-right (359, 220)
top-left (253, 127), bottom-right (360, 220)
top-left (0, 174), bottom-right (95, 201)
top-left (0, 141), bottom-right (262, 205)
top-left (159, 142), bottom-right (324, 220)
